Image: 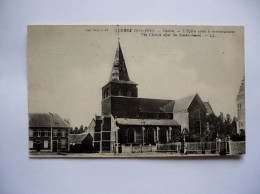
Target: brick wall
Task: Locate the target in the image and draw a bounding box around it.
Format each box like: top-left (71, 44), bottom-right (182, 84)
top-left (102, 97), bottom-right (111, 116)
top-left (111, 97), bottom-right (139, 118)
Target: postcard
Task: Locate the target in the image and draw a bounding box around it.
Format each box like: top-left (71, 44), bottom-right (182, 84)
top-left (28, 25), bottom-right (245, 158)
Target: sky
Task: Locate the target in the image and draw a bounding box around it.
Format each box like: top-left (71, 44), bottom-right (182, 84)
top-left (28, 25), bottom-right (244, 127)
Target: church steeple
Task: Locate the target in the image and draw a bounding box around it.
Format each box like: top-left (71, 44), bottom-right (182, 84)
top-left (110, 42), bottom-right (130, 82)
top-left (102, 40), bottom-right (138, 101)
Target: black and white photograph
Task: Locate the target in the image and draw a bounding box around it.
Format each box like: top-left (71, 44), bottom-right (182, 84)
top-left (3, 0), bottom-right (260, 193)
top-left (28, 25), bottom-right (245, 158)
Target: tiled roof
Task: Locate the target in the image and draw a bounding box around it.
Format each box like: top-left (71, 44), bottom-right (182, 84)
top-left (29, 113), bottom-right (70, 128)
top-left (137, 98), bottom-right (173, 113)
top-left (110, 96), bottom-right (173, 113)
top-left (159, 101), bottom-right (175, 113)
top-left (116, 118), bottom-right (180, 126)
top-left (173, 94), bottom-right (196, 113)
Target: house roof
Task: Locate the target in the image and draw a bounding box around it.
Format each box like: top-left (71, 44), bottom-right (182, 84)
top-left (116, 118), bottom-right (180, 126)
top-left (69, 133), bottom-right (88, 144)
top-left (159, 100), bottom-right (175, 113)
top-left (29, 113), bottom-right (70, 128)
top-left (69, 119), bottom-right (96, 144)
top-left (203, 102), bottom-right (214, 114)
top-left (112, 94), bottom-right (212, 115)
top-left (173, 94), bottom-right (196, 113)
top-left (110, 96), bottom-right (173, 113)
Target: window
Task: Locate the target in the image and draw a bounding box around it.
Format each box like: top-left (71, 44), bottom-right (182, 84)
top-left (154, 114), bottom-right (159, 118)
top-left (127, 90), bottom-right (132, 97)
top-left (126, 128), bottom-right (135, 143)
top-left (44, 141), bottom-right (48, 148)
top-left (37, 130), bottom-right (41, 137)
top-left (61, 130), bottom-right (65, 137)
top-left (29, 141), bottom-right (33, 148)
top-left (118, 89), bottom-right (122, 96)
top-left (53, 130), bottom-right (57, 137)
top-left (44, 129), bottom-right (48, 137)
top-left (61, 139), bottom-right (66, 148)
top-left (29, 130), bottom-right (33, 137)
top-left (159, 128), bottom-right (167, 143)
top-left (147, 128), bottom-right (155, 144)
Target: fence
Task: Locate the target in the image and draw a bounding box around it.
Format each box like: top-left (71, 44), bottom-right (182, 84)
top-left (185, 142), bottom-right (218, 154)
top-left (156, 143), bottom-right (181, 152)
top-left (120, 144), bottom-right (156, 154)
top-left (114, 141), bottom-right (245, 155)
top-left (157, 141), bottom-right (231, 154)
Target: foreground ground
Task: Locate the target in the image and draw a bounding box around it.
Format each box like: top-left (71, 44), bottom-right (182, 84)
top-left (29, 151), bottom-right (239, 158)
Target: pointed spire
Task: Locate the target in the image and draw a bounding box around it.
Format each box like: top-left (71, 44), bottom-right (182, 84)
top-left (109, 41), bottom-right (130, 82)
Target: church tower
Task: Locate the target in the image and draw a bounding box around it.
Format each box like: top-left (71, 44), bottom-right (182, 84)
top-left (102, 42), bottom-right (138, 99)
top-left (102, 42), bottom-right (138, 116)
top-left (236, 77), bottom-right (245, 132)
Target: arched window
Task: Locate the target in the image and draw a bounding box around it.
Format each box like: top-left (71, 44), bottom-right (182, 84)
top-left (127, 90), bottom-right (132, 97)
top-left (159, 128), bottom-right (167, 143)
top-left (147, 128), bottom-right (155, 144)
top-left (118, 89), bottom-right (122, 96)
top-left (126, 128), bottom-right (135, 143)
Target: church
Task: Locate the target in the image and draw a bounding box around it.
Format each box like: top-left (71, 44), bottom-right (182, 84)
top-left (87, 41), bottom-right (213, 153)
